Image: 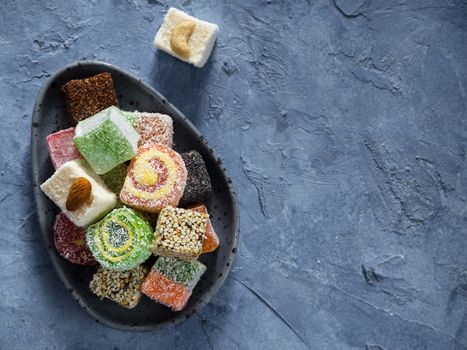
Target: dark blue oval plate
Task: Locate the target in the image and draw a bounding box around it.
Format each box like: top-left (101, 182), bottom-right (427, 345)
top-left (31, 61), bottom-right (239, 331)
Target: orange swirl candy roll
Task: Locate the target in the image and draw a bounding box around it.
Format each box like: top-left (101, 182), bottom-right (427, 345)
top-left (120, 143), bottom-right (187, 213)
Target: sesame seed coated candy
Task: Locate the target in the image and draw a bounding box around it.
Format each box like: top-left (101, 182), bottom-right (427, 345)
top-left (90, 265), bottom-right (148, 309)
top-left (152, 206), bottom-right (208, 261)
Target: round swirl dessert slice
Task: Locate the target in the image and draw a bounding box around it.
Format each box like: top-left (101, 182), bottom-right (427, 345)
top-left (86, 207), bottom-right (154, 270)
top-left (119, 143), bottom-right (187, 213)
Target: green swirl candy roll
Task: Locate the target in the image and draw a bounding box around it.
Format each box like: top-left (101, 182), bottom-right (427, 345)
top-left (86, 207), bottom-right (154, 271)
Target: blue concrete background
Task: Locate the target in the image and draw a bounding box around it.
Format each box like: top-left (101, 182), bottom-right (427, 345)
top-left (1, 0), bottom-right (466, 349)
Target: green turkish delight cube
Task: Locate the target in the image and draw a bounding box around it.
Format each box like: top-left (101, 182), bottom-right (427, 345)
top-left (74, 106), bottom-right (139, 174)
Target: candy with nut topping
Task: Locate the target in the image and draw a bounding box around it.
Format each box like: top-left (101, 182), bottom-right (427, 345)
top-left (90, 266), bottom-right (148, 309)
top-left (152, 206), bottom-right (208, 260)
top-left (120, 144), bottom-right (187, 213)
top-left (141, 256), bottom-right (206, 311)
top-left (154, 8), bottom-right (219, 68)
top-left (74, 106), bottom-right (139, 174)
top-left (40, 159), bottom-right (117, 227)
top-left (86, 207), bottom-right (154, 271)
top-left (61, 72), bottom-right (119, 124)
top-left (46, 127), bottom-right (82, 169)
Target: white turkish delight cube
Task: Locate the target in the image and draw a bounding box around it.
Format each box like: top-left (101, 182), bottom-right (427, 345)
top-left (154, 7), bottom-right (219, 68)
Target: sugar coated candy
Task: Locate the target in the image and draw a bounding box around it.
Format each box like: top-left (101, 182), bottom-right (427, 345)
top-left (180, 150), bottom-right (212, 206)
top-left (120, 144), bottom-right (187, 213)
top-left (86, 207), bottom-right (154, 271)
top-left (141, 256), bottom-right (206, 311)
top-left (152, 206), bottom-right (208, 260)
top-left (187, 204), bottom-right (219, 253)
top-left (40, 159), bottom-right (117, 227)
top-left (46, 127), bottom-right (82, 169)
top-left (121, 111), bottom-right (137, 126)
top-left (61, 72), bottom-right (119, 124)
top-left (134, 112), bottom-right (173, 148)
top-left (74, 106), bottom-right (139, 174)
top-left (100, 163), bottom-right (128, 194)
top-left (54, 212), bottom-right (96, 265)
top-left (90, 266), bottom-right (148, 309)
top-left (154, 8), bottom-right (219, 68)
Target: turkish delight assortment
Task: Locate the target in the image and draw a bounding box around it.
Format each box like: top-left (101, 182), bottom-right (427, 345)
top-left (41, 69), bottom-right (220, 311)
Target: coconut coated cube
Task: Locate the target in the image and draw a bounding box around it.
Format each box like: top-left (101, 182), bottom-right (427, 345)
top-left (154, 8), bottom-right (219, 68)
top-left (134, 112), bottom-right (173, 148)
top-left (40, 159), bottom-right (117, 227)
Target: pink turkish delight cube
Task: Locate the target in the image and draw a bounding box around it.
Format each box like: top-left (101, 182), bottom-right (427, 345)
top-left (46, 127), bottom-right (82, 169)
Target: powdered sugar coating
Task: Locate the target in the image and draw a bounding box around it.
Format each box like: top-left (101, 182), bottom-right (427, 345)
top-left (46, 127), bottom-right (82, 169)
top-left (54, 212), bottom-right (96, 265)
top-left (120, 143), bottom-right (187, 213)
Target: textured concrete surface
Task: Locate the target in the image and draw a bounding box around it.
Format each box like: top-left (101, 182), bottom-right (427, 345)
top-left (1, 0), bottom-right (467, 349)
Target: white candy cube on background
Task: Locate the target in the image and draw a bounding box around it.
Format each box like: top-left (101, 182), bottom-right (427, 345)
top-left (154, 7), bottom-right (219, 68)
